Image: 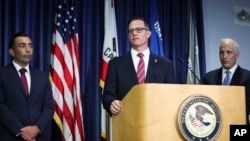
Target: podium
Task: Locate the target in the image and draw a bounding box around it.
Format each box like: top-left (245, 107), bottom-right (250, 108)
top-left (112, 84), bottom-right (246, 141)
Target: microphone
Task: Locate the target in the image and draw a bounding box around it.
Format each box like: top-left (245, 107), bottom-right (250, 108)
top-left (177, 57), bottom-right (201, 82)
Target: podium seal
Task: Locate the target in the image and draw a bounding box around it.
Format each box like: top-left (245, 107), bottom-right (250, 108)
top-left (177, 94), bottom-right (222, 141)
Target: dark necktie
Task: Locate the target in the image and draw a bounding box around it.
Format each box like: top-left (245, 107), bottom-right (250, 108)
top-left (19, 68), bottom-right (29, 96)
top-left (223, 71), bottom-right (230, 85)
top-left (136, 53), bottom-right (145, 84)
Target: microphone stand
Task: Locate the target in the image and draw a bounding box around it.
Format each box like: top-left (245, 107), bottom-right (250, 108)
top-left (178, 57), bottom-right (201, 84)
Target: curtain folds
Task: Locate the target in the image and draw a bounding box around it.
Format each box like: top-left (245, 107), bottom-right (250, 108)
top-left (0, 0), bottom-right (205, 140)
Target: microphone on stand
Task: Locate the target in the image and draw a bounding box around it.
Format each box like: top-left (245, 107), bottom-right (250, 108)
top-left (177, 57), bottom-right (201, 83)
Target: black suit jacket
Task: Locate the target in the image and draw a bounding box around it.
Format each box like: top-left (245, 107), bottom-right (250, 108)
top-left (202, 66), bottom-right (250, 124)
top-left (102, 52), bottom-right (175, 114)
top-left (0, 63), bottom-right (54, 141)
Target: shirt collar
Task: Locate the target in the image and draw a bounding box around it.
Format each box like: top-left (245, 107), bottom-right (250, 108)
top-left (131, 47), bottom-right (150, 58)
top-left (223, 64), bottom-right (238, 74)
top-left (12, 60), bottom-right (30, 73)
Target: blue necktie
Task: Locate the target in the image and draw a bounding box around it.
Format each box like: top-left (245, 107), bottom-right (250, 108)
top-left (223, 71), bottom-right (230, 85)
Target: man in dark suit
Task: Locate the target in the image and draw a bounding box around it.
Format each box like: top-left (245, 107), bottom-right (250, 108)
top-left (102, 17), bottom-right (175, 115)
top-left (0, 32), bottom-right (54, 141)
top-left (202, 38), bottom-right (250, 124)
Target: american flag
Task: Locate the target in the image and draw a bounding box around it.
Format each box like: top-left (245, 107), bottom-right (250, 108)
top-left (50, 0), bottom-right (85, 141)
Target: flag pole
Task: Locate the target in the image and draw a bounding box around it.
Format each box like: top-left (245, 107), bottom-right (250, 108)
top-left (106, 112), bottom-right (110, 141)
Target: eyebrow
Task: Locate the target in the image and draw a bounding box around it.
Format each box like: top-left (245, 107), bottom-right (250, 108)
top-left (16, 42), bottom-right (32, 46)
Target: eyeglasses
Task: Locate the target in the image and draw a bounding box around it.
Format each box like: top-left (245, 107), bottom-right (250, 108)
top-left (128, 27), bottom-right (148, 34)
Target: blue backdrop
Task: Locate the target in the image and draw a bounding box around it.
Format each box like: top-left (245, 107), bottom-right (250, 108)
top-left (0, 0), bottom-right (205, 141)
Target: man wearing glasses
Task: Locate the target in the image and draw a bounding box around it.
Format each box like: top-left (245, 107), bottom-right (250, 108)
top-left (102, 17), bottom-right (175, 116)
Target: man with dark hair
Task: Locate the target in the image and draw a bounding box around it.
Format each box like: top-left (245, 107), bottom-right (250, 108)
top-left (102, 17), bottom-right (175, 116)
top-left (0, 32), bottom-right (54, 141)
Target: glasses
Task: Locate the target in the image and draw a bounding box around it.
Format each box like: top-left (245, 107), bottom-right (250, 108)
top-left (128, 27), bottom-right (148, 34)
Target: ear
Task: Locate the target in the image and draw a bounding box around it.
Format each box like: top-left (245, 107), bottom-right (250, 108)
top-left (9, 49), bottom-right (15, 57)
top-left (147, 30), bottom-right (152, 38)
top-left (237, 51), bottom-right (240, 58)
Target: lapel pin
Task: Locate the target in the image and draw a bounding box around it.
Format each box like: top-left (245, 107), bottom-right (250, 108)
top-left (154, 59), bottom-right (158, 63)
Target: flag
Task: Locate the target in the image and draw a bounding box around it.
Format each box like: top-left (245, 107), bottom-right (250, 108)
top-left (100, 0), bottom-right (119, 140)
top-left (50, 0), bottom-right (85, 141)
top-left (149, 0), bottom-right (164, 57)
top-left (187, 4), bottom-right (200, 84)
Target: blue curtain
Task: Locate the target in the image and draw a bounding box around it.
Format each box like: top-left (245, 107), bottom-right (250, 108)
top-left (0, 0), bottom-right (205, 141)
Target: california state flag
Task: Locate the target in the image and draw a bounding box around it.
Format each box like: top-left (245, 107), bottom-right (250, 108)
top-left (100, 0), bottom-right (118, 140)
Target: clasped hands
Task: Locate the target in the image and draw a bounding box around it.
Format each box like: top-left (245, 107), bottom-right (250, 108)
top-left (19, 125), bottom-right (40, 141)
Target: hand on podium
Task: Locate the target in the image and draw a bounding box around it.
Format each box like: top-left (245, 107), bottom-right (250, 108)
top-left (110, 100), bottom-right (121, 115)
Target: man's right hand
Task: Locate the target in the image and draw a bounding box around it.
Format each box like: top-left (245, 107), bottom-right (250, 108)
top-left (110, 100), bottom-right (121, 115)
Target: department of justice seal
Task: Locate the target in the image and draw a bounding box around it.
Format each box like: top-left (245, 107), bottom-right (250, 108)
top-left (177, 95), bottom-right (222, 141)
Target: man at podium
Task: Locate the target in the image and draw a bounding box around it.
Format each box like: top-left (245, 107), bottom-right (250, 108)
top-left (102, 17), bottom-right (175, 115)
top-left (202, 38), bottom-right (250, 124)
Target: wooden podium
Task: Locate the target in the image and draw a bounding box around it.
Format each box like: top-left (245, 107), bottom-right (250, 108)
top-left (112, 84), bottom-right (246, 141)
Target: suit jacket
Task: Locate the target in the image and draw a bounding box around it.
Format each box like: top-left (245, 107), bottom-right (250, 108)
top-left (202, 66), bottom-right (250, 124)
top-left (0, 63), bottom-right (54, 141)
top-left (102, 52), bottom-right (175, 114)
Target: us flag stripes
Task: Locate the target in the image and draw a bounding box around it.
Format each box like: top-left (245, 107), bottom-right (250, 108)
top-left (50, 0), bottom-right (85, 140)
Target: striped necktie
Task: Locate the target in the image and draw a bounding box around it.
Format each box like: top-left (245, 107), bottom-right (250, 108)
top-left (136, 53), bottom-right (145, 84)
